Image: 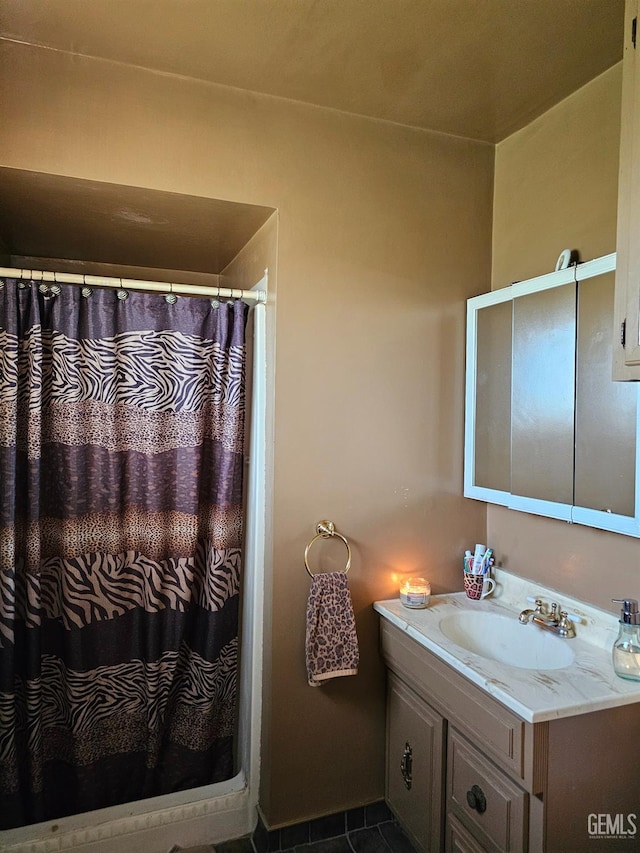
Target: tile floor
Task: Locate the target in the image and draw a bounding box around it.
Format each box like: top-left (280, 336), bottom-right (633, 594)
top-left (215, 819), bottom-right (418, 853)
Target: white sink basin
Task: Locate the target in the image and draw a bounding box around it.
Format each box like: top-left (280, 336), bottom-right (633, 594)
top-left (439, 611), bottom-right (575, 670)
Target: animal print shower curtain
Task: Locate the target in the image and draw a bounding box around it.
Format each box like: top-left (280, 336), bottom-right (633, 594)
top-left (0, 278), bottom-right (248, 829)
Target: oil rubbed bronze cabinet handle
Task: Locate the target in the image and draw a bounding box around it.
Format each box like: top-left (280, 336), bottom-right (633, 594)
top-left (466, 784), bottom-right (487, 814)
top-left (400, 741), bottom-right (413, 790)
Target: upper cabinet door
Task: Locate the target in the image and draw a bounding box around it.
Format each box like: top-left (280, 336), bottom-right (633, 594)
top-left (465, 253), bottom-right (640, 538)
top-left (473, 300), bottom-right (512, 494)
top-left (576, 273), bottom-right (637, 517)
top-left (511, 283), bottom-right (575, 506)
top-left (614, 0), bottom-right (640, 379)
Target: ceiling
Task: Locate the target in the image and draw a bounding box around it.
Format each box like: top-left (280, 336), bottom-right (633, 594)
top-left (0, 0), bottom-right (625, 144)
top-left (0, 1), bottom-right (625, 276)
top-left (0, 168), bottom-right (275, 275)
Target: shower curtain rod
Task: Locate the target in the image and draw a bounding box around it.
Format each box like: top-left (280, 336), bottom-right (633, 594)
top-left (0, 267), bottom-right (267, 304)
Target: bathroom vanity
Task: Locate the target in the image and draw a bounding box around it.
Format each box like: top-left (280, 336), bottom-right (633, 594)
top-left (375, 571), bottom-right (640, 853)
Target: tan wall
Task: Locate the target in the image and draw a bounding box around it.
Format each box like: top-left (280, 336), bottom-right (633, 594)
top-left (492, 63), bottom-right (622, 288)
top-left (490, 63), bottom-right (640, 611)
top-left (0, 42), bottom-right (493, 826)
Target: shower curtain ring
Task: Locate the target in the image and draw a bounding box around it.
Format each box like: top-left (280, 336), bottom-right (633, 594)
top-left (165, 281), bottom-right (177, 304)
top-left (117, 277), bottom-right (128, 301)
top-left (50, 270), bottom-right (60, 296)
top-left (82, 274), bottom-right (93, 298)
top-left (38, 270), bottom-right (50, 295)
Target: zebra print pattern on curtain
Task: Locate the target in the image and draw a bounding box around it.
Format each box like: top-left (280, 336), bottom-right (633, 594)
top-left (0, 279), bottom-right (248, 829)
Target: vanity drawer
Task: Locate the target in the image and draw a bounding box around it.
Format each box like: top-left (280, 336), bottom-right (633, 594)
top-left (380, 621), bottom-right (527, 784)
top-left (446, 813), bottom-right (490, 853)
top-left (447, 729), bottom-right (528, 853)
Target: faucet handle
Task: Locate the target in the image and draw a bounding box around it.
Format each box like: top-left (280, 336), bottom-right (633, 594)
top-left (560, 610), bottom-right (581, 624)
top-left (558, 610), bottom-right (578, 637)
top-left (526, 596), bottom-right (545, 612)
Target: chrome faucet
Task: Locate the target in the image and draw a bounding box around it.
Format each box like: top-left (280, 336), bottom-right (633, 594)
top-left (518, 599), bottom-right (577, 638)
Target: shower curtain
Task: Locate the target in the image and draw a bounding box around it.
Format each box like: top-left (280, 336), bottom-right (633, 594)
top-left (0, 279), bottom-right (248, 829)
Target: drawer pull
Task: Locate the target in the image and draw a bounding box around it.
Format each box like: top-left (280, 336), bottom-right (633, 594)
top-left (400, 741), bottom-right (413, 790)
top-left (466, 784), bottom-right (487, 814)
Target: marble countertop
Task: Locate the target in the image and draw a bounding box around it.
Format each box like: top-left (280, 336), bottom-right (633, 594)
top-left (374, 569), bottom-right (640, 723)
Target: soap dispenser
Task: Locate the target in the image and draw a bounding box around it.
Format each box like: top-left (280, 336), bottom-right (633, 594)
top-left (612, 598), bottom-right (640, 682)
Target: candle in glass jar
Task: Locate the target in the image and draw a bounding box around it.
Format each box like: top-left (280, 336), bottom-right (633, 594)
top-left (399, 577), bottom-right (431, 609)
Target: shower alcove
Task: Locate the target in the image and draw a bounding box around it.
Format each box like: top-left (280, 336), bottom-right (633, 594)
top-left (0, 167), bottom-right (276, 852)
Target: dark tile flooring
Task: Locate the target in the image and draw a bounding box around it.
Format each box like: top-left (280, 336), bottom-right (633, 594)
top-left (215, 820), bottom-right (417, 853)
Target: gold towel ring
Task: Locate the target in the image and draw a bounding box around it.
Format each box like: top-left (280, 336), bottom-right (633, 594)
top-left (304, 520), bottom-right (351, 577)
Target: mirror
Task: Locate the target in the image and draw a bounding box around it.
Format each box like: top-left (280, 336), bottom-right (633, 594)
top-left (464, 253), bottom-right (640, 537)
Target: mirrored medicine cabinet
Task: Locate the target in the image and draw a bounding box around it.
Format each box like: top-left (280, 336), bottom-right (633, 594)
top-left (465, 252), bottom-right (640, 537)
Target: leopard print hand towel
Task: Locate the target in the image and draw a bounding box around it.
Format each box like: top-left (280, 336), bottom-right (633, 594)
top-left (305, 571), bottom-right (359, 687)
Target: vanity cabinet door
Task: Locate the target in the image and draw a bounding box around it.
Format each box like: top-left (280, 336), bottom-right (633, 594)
top-left (614, 0), bottom-right (640, 379)
top-left (386, 673), bottom-right (445, 853)
top-left (447, 729), bottom-right (528, 853)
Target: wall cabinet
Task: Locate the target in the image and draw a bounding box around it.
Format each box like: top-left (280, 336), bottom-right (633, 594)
top-left (465, 253), bottom-right (640, 537)
top-left (381, 619), bottom-right (640, 853)
top-left (614, 0), bottom-right (640, 379)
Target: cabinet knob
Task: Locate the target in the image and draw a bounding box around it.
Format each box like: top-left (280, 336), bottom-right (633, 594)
top-left (466, 784), bottom-right (487, 814)
top-left (400, 741), bottom-right (413, 790)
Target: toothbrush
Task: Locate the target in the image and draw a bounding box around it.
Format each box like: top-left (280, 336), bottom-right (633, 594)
top-left (480, 548), bottom-right (493, 575)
